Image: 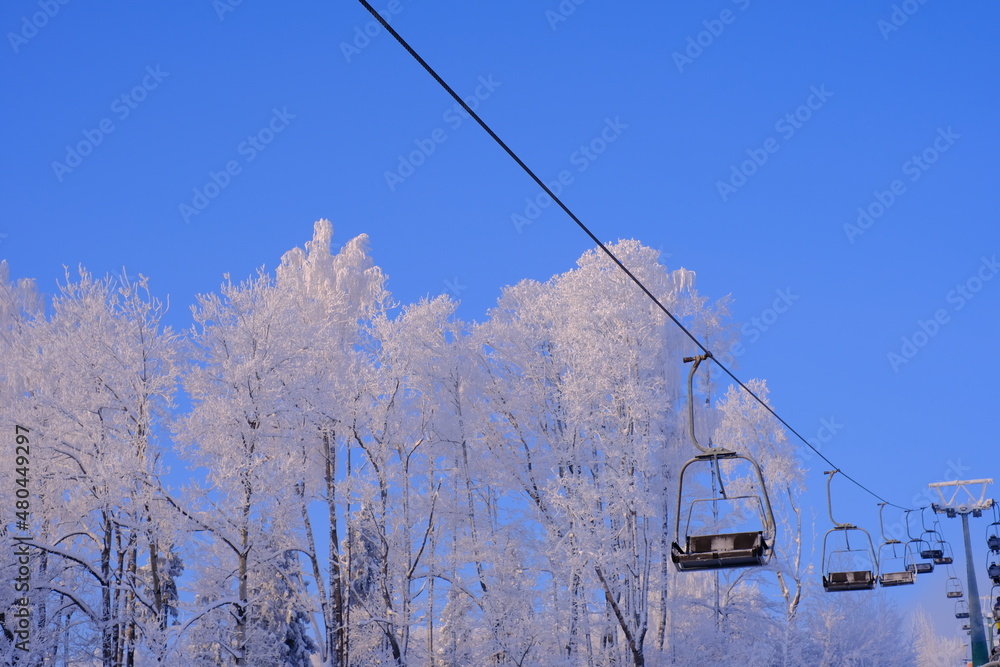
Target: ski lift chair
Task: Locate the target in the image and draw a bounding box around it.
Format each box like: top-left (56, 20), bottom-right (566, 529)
top-left (671, 458), bottom-right (773, 570)
top-left (934, 539), bottom-right (954, 565)
top-left (903, 510), bottom-right (935, 574)
top-left (905, 547), bottom-right (935, 575)
top-left (989, 520), bottom-right (1000, 553)
top-left (955, 599), bottom-right (970, 619)
top-left (945, 576), bottom-right (964, 599)
top-left (918, 510), bottom-right (944, 560)
top-left (822, 472), bottom-right (878, 592)
top-left (989, 558), bottom-right (1000, 585)
top-left (876, 504), bottom-right (915, 587)
top-left (671, 355), bottom-right (776, 572)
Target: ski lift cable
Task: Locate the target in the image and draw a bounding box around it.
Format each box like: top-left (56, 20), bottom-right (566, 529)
top-left (354, 0), bottom-right (910, 511)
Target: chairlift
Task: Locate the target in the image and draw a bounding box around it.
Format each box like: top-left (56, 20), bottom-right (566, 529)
top-left (945, 576), bottom-right (964, 599)
top-left (989, 556), bottom-right (1000, 584)
top-left (988, 508), bottom-right (1000, 552)
top-left (991, 585), bottom-right (1000, 621)
top-left (934, 538), bottom-right (955, 566)
top-left (822, 470), bottom-right (878, 592)
top-left (955, 599), bottom-right (970, 619)
top-left (904, 509), bottom-right (936, 574)
top-left (876, 503), bottom-right (915, 587)
top-left (670, 354), bottom-right (776, 571)
top-left (918, 508), bottom-right (944, 560)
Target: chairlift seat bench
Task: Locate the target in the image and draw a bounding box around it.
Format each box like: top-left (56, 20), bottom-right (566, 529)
top-left (879, 570), bottom-right (915, 587)
top-left (907, 562), bottom-right (934, 574)
top-left (671, 531), bottom-right (766, 570)
top-left (823, 570), bottom-right (876, 591)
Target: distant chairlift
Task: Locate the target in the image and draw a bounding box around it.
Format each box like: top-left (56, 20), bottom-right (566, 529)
top-left (955, 599), bottom-right (970, 619)
top-left (822, 470), bottom-right (878, 592)
top-left (876, 503), bottom-right (915, 588)
top-left (989, 556), bottom-right (1000, 585)
top-left (918, 508), bottom-right (944, 560)
top-left (670, 354), bottom-right (776, 572)
top-left (904, 509), bottom-right (935, 575)
top-left (945, 576), bottom-right (964, 599)
top-left (988, 507), bottom-right (1000, 553)
top-left (934, 538), bottom-right (955, 566)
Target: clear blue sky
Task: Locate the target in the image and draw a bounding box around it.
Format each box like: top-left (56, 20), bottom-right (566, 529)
top-left (3, 0), bottom-right (999, 635)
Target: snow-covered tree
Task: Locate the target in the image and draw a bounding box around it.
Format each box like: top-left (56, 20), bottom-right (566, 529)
top-left (8, 269), bottom-right (181, 666)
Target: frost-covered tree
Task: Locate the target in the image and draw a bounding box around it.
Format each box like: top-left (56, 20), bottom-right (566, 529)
top-left (178, 267), bottom-right (320, 666)
top-left (474, 242), bottom-right (732, 666)
top-left (6, 269), bottom-right (181, 666)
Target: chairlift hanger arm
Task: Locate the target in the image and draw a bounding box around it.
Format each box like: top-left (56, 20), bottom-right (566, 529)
top-left (825, 470), bottom-right (854, 529)
top-left (683, 353), bottom-right (719, 455)
top-left (878, 502), bottom-right (899, 544)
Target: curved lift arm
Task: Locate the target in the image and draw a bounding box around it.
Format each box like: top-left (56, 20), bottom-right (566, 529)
top-left (683, 353), bottom-right (718, 455)
top-left (904, 509), bottom-right (917, 541)
top-left (876, 502), bottom-right (915, 586)
top-left (878, 502), bottom-right (898, 543)
top-left (825, 470), bottom-right (854, 529)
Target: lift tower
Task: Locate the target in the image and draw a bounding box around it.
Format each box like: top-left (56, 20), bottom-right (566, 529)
top-left (930, 478), bottom-right (994, 667)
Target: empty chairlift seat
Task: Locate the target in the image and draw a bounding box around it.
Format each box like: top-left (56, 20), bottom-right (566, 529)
top-left (934, 541), bottom-right (954, 565)
top-left (824, 569), bottom-right (876, 591)
top-left (945, 577), bottom-right (963, 599)
top-left (877, 537), bottom-right (916, 588)
top-left (878, 569), bottom-right (914, 587)
top-left (672, 531), bottom-right (767, 570)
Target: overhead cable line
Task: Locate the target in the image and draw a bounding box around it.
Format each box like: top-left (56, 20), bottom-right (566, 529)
top-left (355, 0), bottom-right (909, 511)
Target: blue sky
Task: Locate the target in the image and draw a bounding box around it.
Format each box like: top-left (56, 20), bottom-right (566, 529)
top-left (3, 0), bottom-right (999, 636)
